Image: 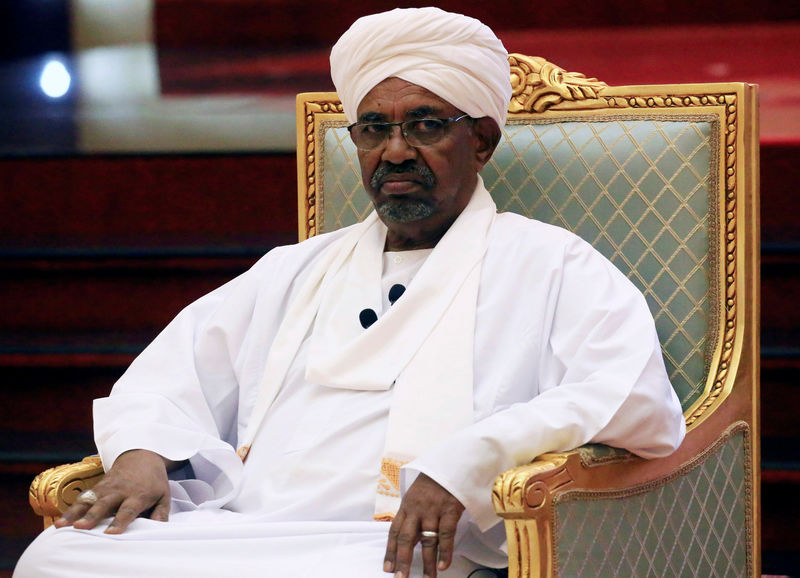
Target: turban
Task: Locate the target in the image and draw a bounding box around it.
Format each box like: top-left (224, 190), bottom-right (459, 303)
top-left (330, 7), bottom-right (511, 130)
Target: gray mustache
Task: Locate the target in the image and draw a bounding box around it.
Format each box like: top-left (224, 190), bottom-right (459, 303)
top-left (370, 163), bottom-right (436, 190)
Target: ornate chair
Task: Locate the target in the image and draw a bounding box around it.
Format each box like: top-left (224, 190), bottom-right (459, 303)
top-left (297, 55), bottom-right (760, 577)
top-left (31, 55), bottom-right (760, 577)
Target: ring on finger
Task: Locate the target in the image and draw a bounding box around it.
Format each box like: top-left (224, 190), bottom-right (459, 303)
top-left (76, 489), bottom-right (98, 506)
top-left (421, 530), bottom-right (439, 539)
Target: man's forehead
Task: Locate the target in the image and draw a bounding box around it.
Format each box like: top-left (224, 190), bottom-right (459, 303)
top-left (356, 78), bottom-right (458, 119)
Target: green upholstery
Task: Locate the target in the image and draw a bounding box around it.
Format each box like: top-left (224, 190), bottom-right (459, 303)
top-left (318, 117), bottom-right (717, 411)
top-left (554, 427), bottom-right (750, 577)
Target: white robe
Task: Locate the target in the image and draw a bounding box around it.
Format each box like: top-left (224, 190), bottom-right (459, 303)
top-left (15, 213), bottom-right (685, 577)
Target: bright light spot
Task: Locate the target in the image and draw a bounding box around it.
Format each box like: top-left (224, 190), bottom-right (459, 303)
top-left (40, 60), bottom-right (71, 98)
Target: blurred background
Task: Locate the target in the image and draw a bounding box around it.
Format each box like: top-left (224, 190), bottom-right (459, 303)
top-left (1, 0), bottom-right (798, 575)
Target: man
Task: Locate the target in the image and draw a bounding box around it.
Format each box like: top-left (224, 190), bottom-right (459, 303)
top-left (15, 7), bottom-right (684, 578)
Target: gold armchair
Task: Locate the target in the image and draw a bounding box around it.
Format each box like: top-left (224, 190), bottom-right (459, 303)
top-left (297, 54), bottom-right (760, 577)
top-left (31, 55), bottom-right (760, 577)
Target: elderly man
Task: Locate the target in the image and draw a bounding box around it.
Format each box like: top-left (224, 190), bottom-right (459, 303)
top-left (15, 7), bottom-right (684, 578)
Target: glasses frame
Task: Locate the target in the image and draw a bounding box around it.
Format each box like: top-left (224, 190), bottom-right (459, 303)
top-left (346, 114), bottom-right (472, 151)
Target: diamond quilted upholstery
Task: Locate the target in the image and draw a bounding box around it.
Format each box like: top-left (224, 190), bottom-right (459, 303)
top-left (553, 429), bottom-right (749, 577)
top-left (319, 117), bottom-right (716, 412)
top-left (321, 123), bottom-right (373, 229)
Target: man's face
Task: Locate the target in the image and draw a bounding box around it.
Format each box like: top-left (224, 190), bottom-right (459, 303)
top-left (355, 77), bottom-right (492, 250)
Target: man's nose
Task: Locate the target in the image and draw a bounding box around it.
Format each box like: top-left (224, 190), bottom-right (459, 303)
top-left (381, 125), bottom-right (417, 164)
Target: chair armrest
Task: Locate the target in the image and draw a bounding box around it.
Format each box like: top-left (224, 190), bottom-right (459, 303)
top-left (492, 441), bottom-right (672, 578)
top-left (492, 445), bottom-right (637, 578)
top-left (492, 421), bottom-right (752, 578)
top-left (492, 452), bottom-right (573, 518)
top-left (491, 451), bottom-right (580, 578)
top-left (492, 445), bottom-right (632, 518)
top-left (29, 456), bottom-right (105, 529)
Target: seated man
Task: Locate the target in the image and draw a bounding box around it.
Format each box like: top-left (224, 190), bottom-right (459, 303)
top-left (15, 7), bottom-right (685, 578)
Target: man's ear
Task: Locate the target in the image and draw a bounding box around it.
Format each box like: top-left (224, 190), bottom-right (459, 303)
top-left (471, 117), bottom-right (502, 172)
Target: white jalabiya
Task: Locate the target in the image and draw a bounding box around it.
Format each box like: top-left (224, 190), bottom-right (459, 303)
top-left (240, 181), bottom-right (495, 519)
top-left (17, 251), bottom-right (489, 578)
top-left (330, 7), bottom-right (512, 129)
top-left (16, 199), bottom-right (686, 576)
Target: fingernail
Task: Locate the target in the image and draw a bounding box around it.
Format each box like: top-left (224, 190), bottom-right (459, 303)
top-left (384, 561), bottom-right (393, 572)
top-left (394, 572), bottom-right (404, 578)
top-left (438, 560), bottom-right (447, 570)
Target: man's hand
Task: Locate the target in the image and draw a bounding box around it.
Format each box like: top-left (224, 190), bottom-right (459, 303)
top-left (383, 473), bottom-right (465, 578)
top-left (54, 449), bottom-right (174, 534)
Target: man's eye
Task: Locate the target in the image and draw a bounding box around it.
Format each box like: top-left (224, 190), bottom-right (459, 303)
top-left (362, 124), bottom-right (388, 135)
top-left (410, 119), bottom-right (443, 133)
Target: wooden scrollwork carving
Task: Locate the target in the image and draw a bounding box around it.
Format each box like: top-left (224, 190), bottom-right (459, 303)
top-left (492, 452), bottom-right (573, 516)
top-left (508, 54), bottom-right (608, 113)
top-left (29, 456), bottom-right (105, 527)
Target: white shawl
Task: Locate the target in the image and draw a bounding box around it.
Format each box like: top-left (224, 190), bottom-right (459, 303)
top-left (239, 179), bottom-right (497, 518)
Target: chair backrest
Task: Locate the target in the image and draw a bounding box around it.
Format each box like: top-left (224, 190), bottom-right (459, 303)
top-left (296, 54), bottom-right (759, 430)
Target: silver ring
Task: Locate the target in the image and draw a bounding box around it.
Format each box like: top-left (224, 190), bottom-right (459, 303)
top-left (76, 489), bottom-right (98, 506)
top-left (420, 530), bottom-right (439, 538)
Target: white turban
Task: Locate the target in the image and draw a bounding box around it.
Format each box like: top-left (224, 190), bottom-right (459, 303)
top-left (330, 7), bottom-right (511, 130)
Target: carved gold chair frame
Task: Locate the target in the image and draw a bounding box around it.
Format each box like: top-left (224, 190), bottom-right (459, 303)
top-left (29, 55), bottom-right (760, 578)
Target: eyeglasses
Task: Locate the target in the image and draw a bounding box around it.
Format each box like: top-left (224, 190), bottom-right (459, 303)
top-left (347, 114), bottom-right (471, 151)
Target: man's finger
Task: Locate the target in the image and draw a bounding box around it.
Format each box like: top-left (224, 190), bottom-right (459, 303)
top-left (419, 529), bottom-right (439, 578)
top-left (56, 485), bottom-right (110, 528)
top-left (53, 503), bottom-right (91, 528)
top-left (149, 495), bottom-right (171, 522)
top-left (391, 515), bottom-right (420, 578)
top-left (383, 510), bottom-right (405, 573)
top-left (72, 493), bottom-right (123, 531)
top-left (435, 509), bottom-right (461, 571)
top-left (104, 496), bottom-right (152, 534)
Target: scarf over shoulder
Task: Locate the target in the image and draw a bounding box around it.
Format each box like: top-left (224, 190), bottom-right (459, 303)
top-left (240, 179), bottom-right (497, 519)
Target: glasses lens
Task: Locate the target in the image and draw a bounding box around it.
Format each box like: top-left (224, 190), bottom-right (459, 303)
top-left (404, 119), bottom-right (445, 146)
top-left (351, 124), bottom-right (389, 150)
top-left (349, 118), bottom-right (453, 150)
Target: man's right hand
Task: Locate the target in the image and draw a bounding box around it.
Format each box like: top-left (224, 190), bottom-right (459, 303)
top-left (54, 449), bottom-right (174, 534)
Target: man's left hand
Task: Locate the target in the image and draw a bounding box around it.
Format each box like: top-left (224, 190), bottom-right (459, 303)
top-left (383, 472), bottom-right (465, 578)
